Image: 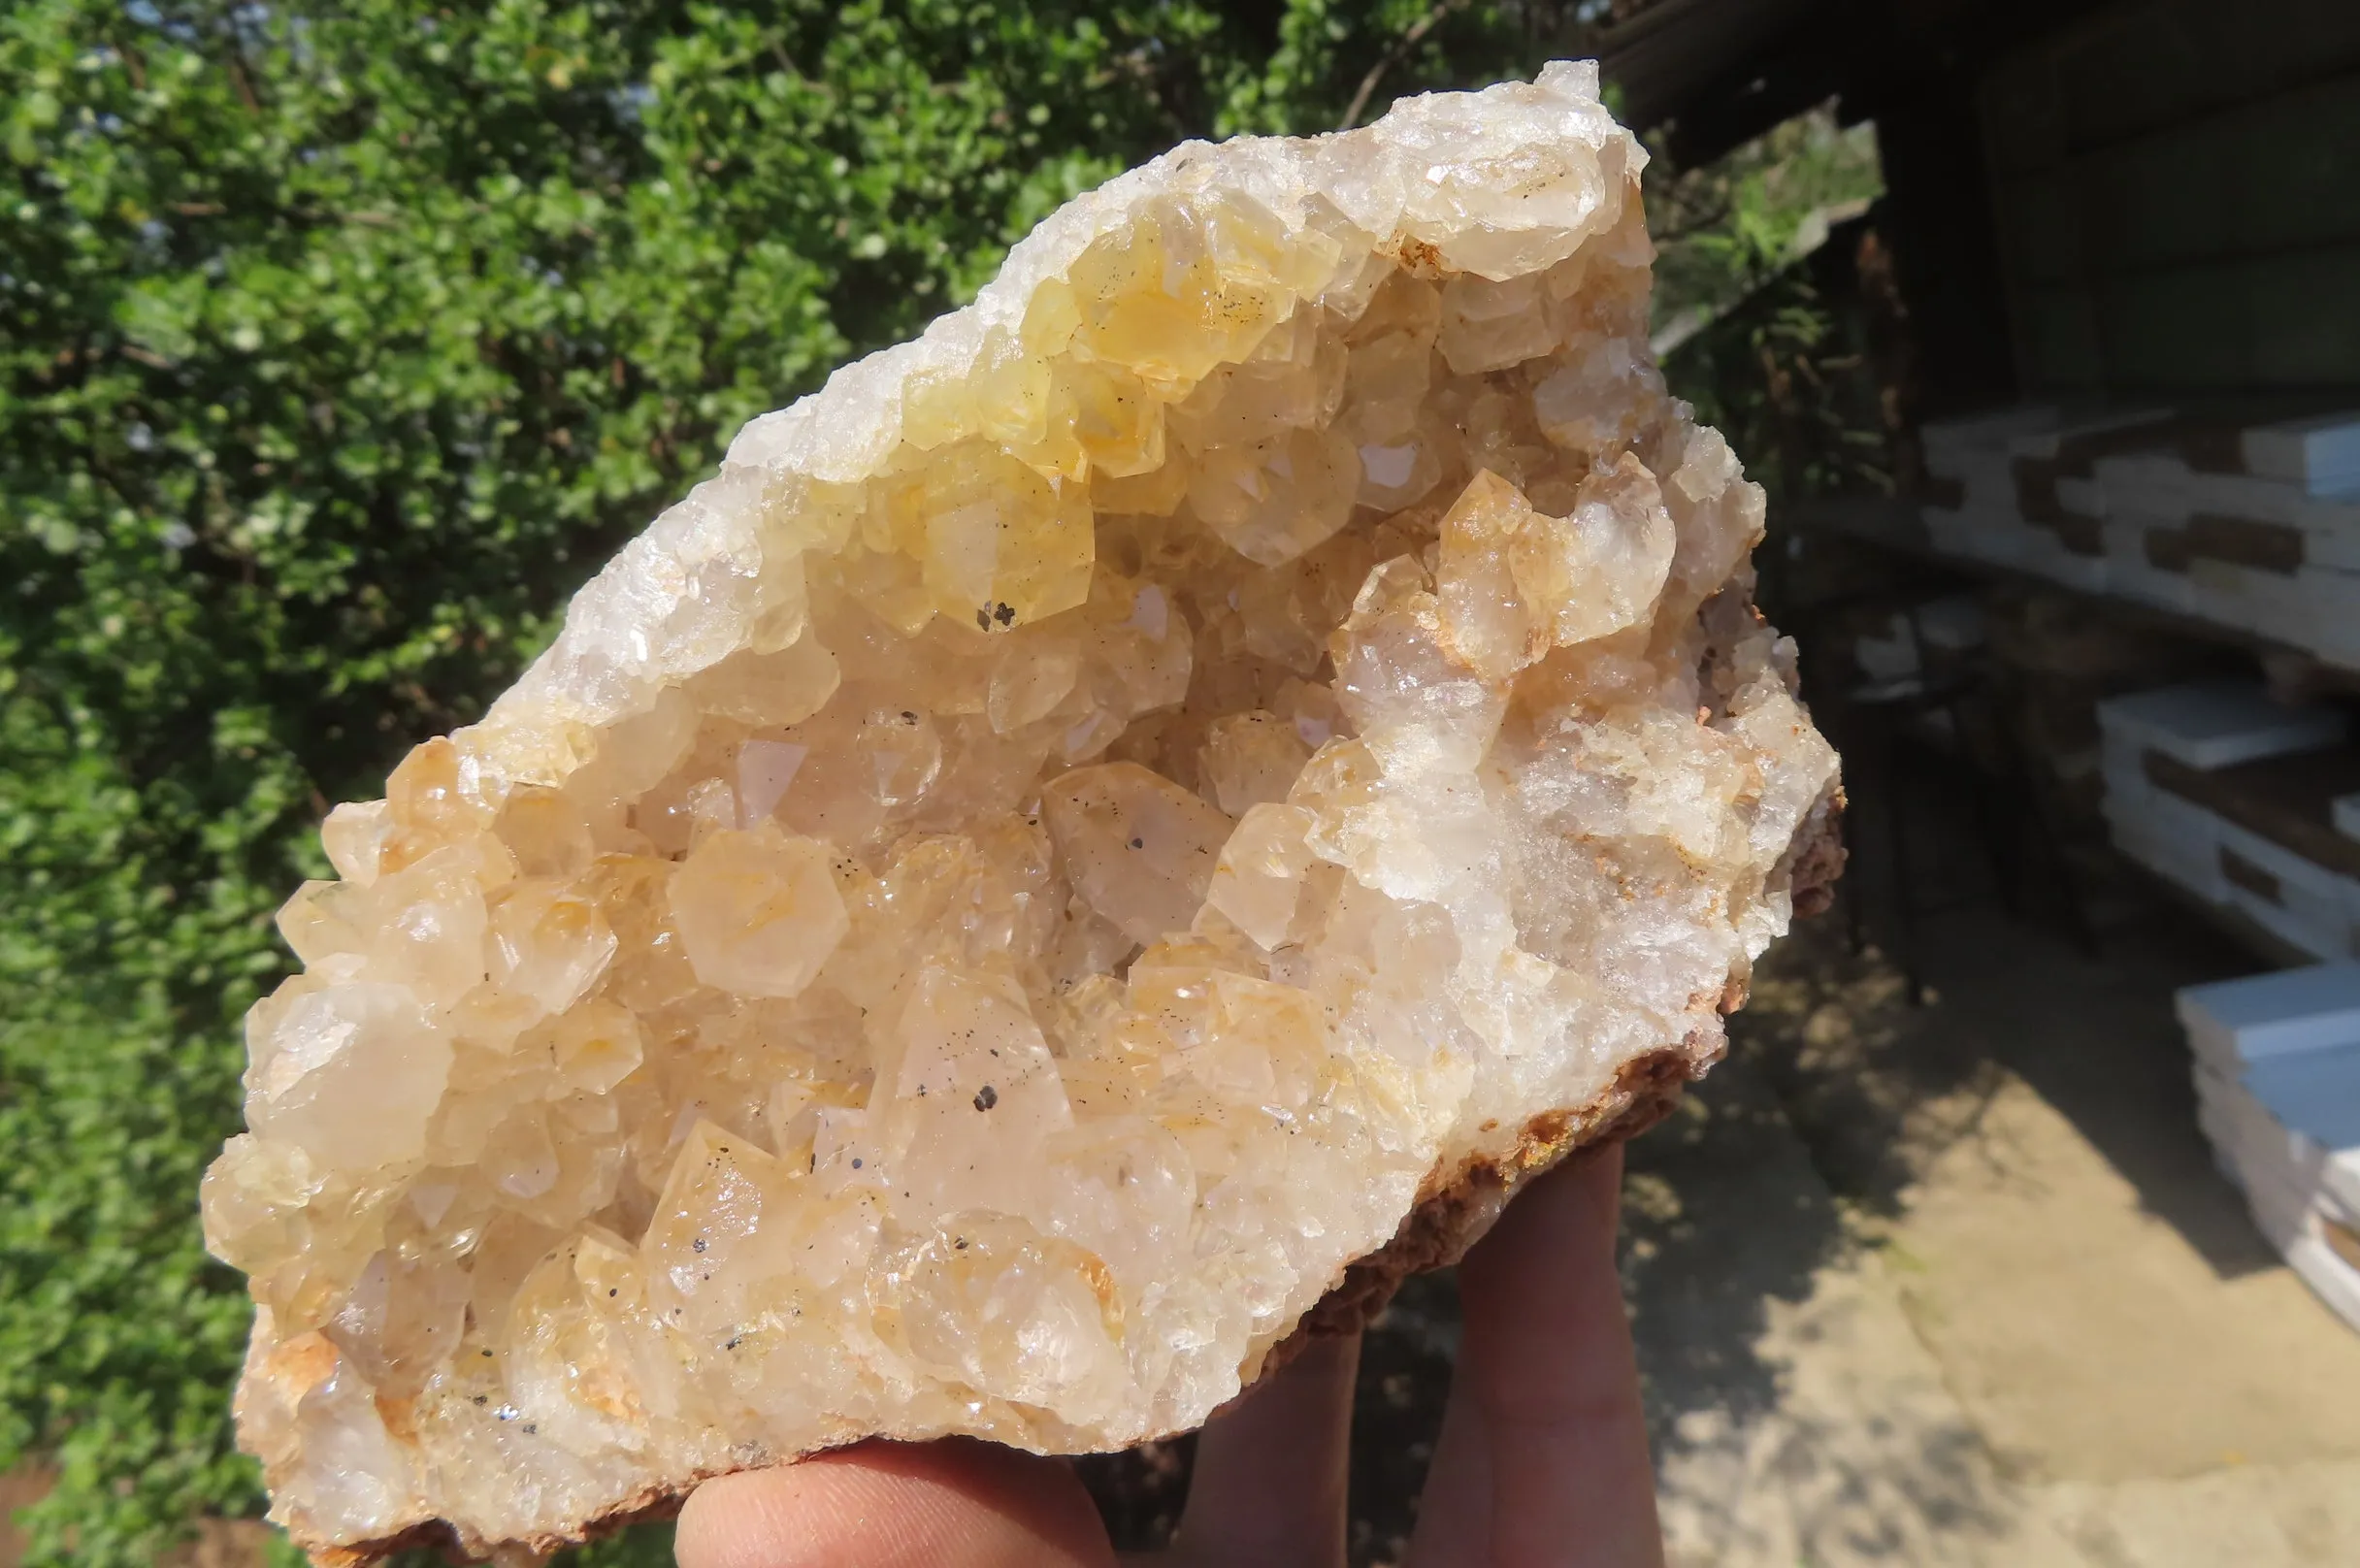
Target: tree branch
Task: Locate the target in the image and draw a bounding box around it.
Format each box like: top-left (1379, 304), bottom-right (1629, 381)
top-left (224, 47), bottom-right (263, 114)
top-left (112, 33), bottom-right (148, 92)
top-left (1649, 199), bottom-right (1733, 245)
top-left (1338, 0), bottom-right (1471, 132)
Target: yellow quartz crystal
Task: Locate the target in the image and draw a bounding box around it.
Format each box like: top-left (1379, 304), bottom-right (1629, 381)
top-left (204, 62), bottom-right (1841, 1565)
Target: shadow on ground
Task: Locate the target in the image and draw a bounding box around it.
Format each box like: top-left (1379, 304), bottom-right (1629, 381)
top-left (1760, 733), bottom-right (2278, 1282)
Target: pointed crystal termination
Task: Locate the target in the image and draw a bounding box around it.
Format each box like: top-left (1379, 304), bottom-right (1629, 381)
top-left (203, 61), bottom-right (1843, 1566)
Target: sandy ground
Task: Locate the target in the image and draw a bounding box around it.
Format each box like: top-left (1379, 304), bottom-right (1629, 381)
top-left (1629, 897), bottom-right (2360, 1568)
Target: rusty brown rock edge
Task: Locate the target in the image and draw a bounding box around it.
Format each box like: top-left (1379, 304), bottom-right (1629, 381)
top-left (295, 700), bottom-right (1848, 1568)
top-left (1266, 768), bottom-right (1846, 1364)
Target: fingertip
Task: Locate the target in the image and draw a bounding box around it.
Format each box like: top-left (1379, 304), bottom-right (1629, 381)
top-left (1493, 1138), bottom-right (1624, 1259)
top-left (1458, 1139), bottom-right (1633, 1404)
top-left (675, 1439), bottom-right (1112, 1568)
top-left (1430, 1136), bottom-right (1660, 1568)
top-left (1178, 1329), bottom-right (1360, 1566)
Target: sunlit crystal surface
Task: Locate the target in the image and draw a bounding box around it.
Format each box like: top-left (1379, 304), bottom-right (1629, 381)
top-left (203, 62), bottom-right (1840, 1563)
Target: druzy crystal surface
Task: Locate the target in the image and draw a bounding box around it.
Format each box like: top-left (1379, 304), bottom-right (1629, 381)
top-left (202, 62), bottom-right (1840, 1563)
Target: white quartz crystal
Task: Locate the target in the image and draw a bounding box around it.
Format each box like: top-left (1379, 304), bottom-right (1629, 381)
top-left (203, 61), bottom-right (1840, 1564)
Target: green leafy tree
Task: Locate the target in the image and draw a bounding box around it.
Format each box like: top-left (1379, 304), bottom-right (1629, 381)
top-left (1645, 105), bottom-right (1885, 350)
top-left (1646, 104), bottom-right (1893, 512)
top-left (0, 3), bottom-right (1582, 1562)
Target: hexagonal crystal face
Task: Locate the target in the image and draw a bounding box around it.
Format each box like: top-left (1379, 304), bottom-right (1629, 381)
top-left (205, 62), bottom-right (1838, 1563)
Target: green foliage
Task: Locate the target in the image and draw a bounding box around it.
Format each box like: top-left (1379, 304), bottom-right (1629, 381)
top-left (0, 2), bottom-right (1571, 1562)
top-left (1650, 105), bottom-right (1892, 508)
top-left (1663, 263), bottom-right (1893, 507)
top-left (1646, 105), bottom-right (1884, 343)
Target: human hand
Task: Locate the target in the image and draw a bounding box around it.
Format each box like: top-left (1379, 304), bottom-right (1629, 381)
top-left (675, 1142), bottom-right (1661, 1568)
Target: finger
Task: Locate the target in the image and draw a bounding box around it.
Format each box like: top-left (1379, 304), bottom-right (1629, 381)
top-left (675, 1438), bottom-right (1114, 1568)
top-left (1168, 1328), bottom-right (1361, 1568)
top-left (1407, 1327), bottom-right (1494, 1560)
top-left (1409, 1143), bottom-right (1662, 1568)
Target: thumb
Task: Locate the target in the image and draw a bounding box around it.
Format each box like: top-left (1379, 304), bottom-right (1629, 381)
top-left (675, 1438), bottom-right (1116, 1568)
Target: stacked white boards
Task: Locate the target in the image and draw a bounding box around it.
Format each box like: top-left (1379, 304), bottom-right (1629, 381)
top-left (1918, 408), bottom-right (2360, 670)
top-left (2179, 966), bottom-right (2360, 1332)
top-left (1848, 595), bottom-right (1987, 685)
top-left (1918, 405), bottom-right (2125, 590)
top-left (2096, 681), bottom-right (2360, 960)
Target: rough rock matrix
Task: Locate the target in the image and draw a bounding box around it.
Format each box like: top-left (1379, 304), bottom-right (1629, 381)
top-left (202, 62), bottom-right (1841, 1565)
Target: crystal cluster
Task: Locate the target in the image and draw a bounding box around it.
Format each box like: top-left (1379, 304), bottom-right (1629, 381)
top-left (203, 62), bottom-right (1840, 1565)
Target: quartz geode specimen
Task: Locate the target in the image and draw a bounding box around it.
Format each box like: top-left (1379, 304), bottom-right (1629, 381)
top-left (202, 61), bottom-right (1842, 1565)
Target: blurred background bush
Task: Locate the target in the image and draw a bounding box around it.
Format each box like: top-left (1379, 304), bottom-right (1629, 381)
top-left (0, 3), bottom-right (1884, 1562)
